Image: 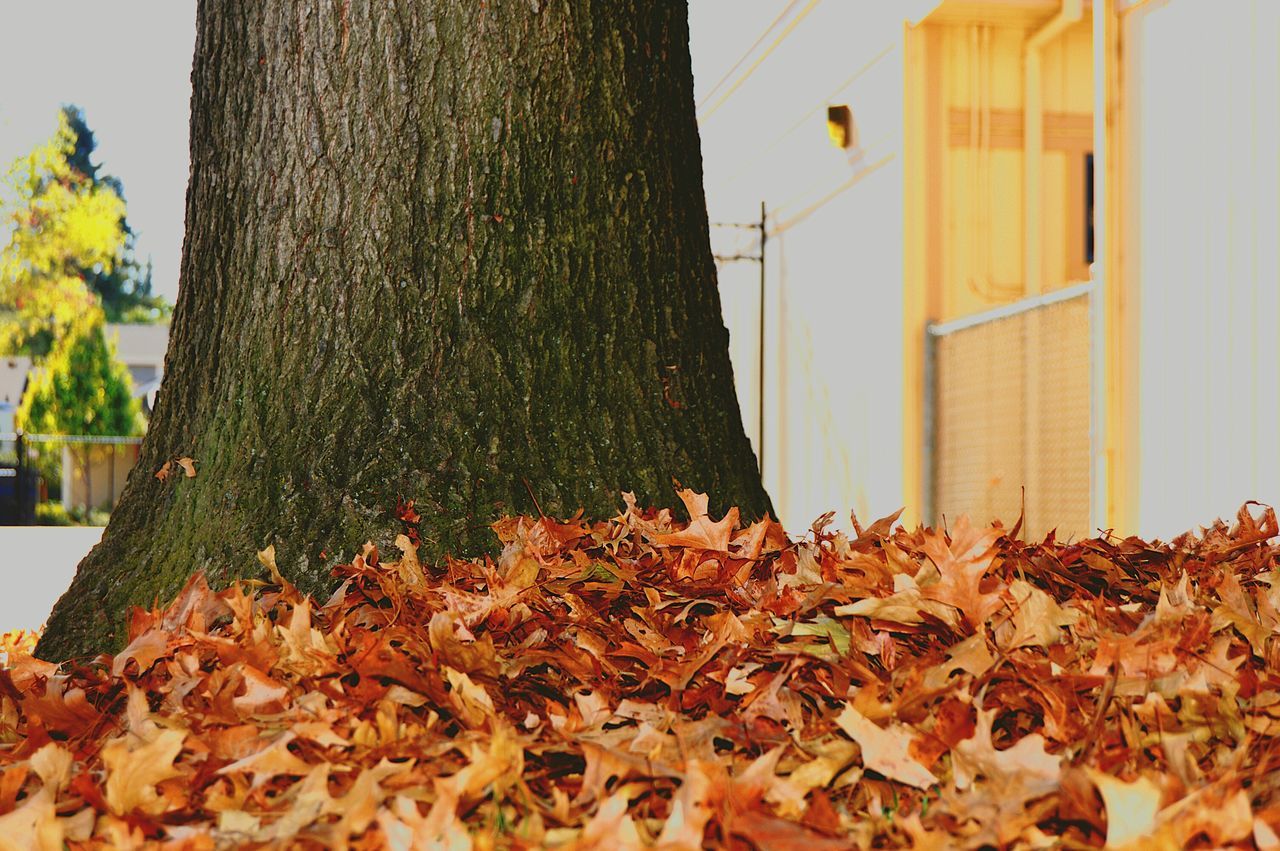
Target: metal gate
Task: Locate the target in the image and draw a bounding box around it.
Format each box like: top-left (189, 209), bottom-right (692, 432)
top-left (924, 281), bottom-right (1098, 541)
top-left (0, 432), bottom-right (35, 524)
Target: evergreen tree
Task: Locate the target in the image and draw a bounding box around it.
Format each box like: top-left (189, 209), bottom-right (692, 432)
top-left (17, 307), bottom-right (143, 437)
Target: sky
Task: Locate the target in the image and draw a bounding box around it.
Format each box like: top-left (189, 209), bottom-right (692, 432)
top-left (0, 1), bottom-right (196, 302)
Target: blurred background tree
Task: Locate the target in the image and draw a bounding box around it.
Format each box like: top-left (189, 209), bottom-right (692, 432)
top-left (17, 307), bottom-right (144, 517)
top-left (0, 106), bottom-right (169, 358)
top-left (17, 308), bottom-right (143, 438)
top-left (59, 106), bottom-right (169, 324)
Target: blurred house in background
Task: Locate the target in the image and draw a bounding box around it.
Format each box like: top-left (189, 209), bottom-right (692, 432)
top-left (0, 357), bottom-right (31, 406)
top-left (0, 357), bottom-right (32, 451)
top-left (106, 322), bottom-right (169, 414)
top-left (692, 0), bottom-right (1280, 540)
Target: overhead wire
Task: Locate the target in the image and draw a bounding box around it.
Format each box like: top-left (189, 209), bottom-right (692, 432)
top-left (706, 42), bottom-right (896, 192)
top-left (697, 0), bottom-right (824, 125)
top-left (768, 145), bottom-right (896, 236)
top-left (696, 0), bottom-right (803, 111)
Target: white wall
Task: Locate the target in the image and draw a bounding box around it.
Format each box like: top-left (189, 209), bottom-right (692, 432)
top-left (1124, 0), bottom-right (1280, 537)
top-left (0, 528), bottom-right (101, 632)
top-left (689, 2), bottom-right (910, 532)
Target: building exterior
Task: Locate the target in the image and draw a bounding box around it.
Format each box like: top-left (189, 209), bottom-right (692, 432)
top-left (690, 0), bottom-right (1280, 540)
top-left (0, 356), bottom-right (32, 436)
top-left (106, 322), bottom-right (169, 413)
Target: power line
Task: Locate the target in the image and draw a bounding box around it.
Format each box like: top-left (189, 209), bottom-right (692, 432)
top-left (697, 0), bottom-right (824, 125)
top-left (770, 151), bottom-right (896, 237)
top-left (707, 43), bottom-right (897, 193)
top-left (696, 0), bottom-right (803, 111)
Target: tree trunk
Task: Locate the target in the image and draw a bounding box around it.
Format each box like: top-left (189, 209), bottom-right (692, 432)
top-left (37, 0), bottom-right (768, 660)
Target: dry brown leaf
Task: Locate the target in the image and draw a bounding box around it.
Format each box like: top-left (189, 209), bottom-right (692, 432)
top-left (952, 707), bottom-right (1059, 792)
top-left (4, 497), bottom-right (1280, 848)
top-left (920, 516), bottom-right (1005, 627)
top-left (996, 579), bottom-right (1078, 650)
top-left (835, 704), bottom-right (937, 790)
top-left (654, 489), bottom-right (739, 553)
top-left (102, 728), bottom-right (186, 815)
top-left (215, 731), bottom-right (312, 789)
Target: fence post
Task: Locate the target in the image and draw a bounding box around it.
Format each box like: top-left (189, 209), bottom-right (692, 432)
top-left (84, 444), bottom-right (92, 515)
top-left (921, 329), bottom-right (936, 529)
top-left (16, 431), bottom-right (29, 524)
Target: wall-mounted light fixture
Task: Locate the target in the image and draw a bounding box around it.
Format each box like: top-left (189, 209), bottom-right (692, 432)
top-left (826, 105), bottom-right (855, 150)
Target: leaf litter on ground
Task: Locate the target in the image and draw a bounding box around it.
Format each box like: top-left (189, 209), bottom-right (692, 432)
top-left (3, 491), bottom-right (1280, 849)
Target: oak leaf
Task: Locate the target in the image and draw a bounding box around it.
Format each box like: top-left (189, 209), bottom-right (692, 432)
top-left (919, 517), bottom-right (1005, 628)
top-left (215, 731), bottom-right (313, 789)
top-left (0, 784), bottom-right (63, 851)
top-left (444, 666), bottom-right (496, 729)
top-left (995, 579), bottom-right (1078, 650)
top-left (1085, 769), bottom-right (1162, 848)
top-left (231, 664), bottom-right (290, 716)
top-left (836, 574), bottom-right (962, 630)
top-left (102, 727), bottom-right (187, 816)
top-left (654, 489), bottom-right (739, 553)
top-left (952, 707), bottom-right (1059, 792)
top-left (112, 629), bottom-right (169, 678)
top-left (835, 704), bottom-right (937, 790)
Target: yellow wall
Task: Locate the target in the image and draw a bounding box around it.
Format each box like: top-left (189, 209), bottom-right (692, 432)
top-left (926, 16), bottom-right (1094, 321)
top-left (904, 4), bottom-right (1098, 530)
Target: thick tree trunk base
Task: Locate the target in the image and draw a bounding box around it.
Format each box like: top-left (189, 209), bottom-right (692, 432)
top-left (37, 0), bottom-right (769, 661)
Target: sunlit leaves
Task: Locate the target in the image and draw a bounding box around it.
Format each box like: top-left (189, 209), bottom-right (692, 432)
top-left (0, 110), bottom-right (125, 355)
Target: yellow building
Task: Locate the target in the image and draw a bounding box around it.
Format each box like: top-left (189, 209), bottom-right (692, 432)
top-left (691, 0), bottom-right (1280, 539)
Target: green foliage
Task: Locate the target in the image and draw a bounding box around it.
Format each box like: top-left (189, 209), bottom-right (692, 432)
top-left (16, 309), bottom-right (143, 438)
top-left (34, 502), bottom-right (73, 526)
top-left (0, 111), bottom-right (118, 354)
top-left (0, 107), bottom-right (169, 356)
top-left (35, 502), bottom-right (112, 527)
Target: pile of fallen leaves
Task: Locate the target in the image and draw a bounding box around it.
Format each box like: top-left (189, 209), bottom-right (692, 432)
top-left (4, 492), bottom-right (1280, 849)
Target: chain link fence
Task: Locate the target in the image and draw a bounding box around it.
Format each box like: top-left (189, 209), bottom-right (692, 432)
top-left (925, 282), bottom-right (1096, 541)
top-left (0, 432), bottom-right (143, 524)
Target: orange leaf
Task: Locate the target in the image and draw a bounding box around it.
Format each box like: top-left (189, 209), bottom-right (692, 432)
top-left (919, 516), bottom-right (1005, 627)
top-left (102, 728), bottom-right (186, 816)
top-left (835, 704), bottom-right (937, 789)
top-left (653, 489), bottom-right (738, 553)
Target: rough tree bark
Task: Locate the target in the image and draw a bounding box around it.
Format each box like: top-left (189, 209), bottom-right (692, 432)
top-left (37, 0), bottom-right (769, 660)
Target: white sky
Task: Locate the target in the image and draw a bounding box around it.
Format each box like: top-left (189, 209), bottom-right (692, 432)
top-left (0, 1), bottom-right (196, 302)
top-left (0, 1), bottom-right (773, 305)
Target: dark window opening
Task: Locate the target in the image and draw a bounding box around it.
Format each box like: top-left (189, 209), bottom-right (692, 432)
top-left (1085, 152), bottom-right (1095, 265)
